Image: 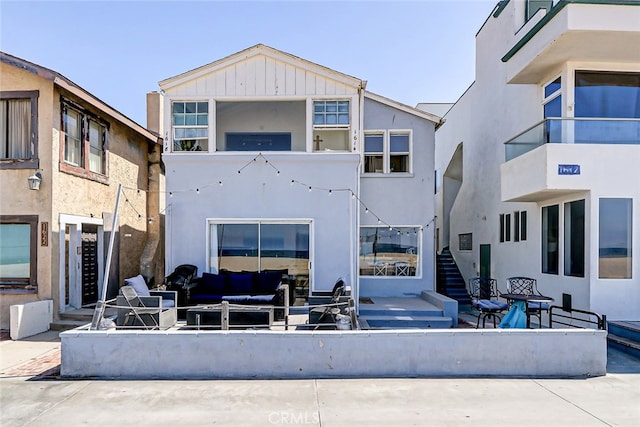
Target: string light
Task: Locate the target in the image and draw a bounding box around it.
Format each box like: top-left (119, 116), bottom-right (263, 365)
top-left (119, 153), bottom-right (436, 232)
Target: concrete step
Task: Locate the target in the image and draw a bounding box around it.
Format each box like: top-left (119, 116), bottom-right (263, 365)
top-left (360, 315), bottom-right (453, 329)
top-left (359, 307), bottom-right (443, 317)
top-left (608, 321), bottom-right (640, 343)
top-left (608, 333), bottom-right (640, 359)
top-left (59, 307), bottom-right (116, 321)
top-left (50, 319), bottom-right (89, 331)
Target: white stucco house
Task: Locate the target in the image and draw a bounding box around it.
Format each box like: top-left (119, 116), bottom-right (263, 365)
top-left (154, 44), bottom-right (441, 312)
top-left (433, 0), bottom-right (640, 321)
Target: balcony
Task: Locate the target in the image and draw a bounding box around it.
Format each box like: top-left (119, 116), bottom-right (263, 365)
top-left (503, 2), bottom-right (640, 83)
top-left (501, 118), bottom-right (640, 202)
top-left (505, 118), bottom-right (640, 161)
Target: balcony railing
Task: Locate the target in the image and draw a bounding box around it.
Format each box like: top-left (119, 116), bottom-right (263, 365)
top-left (505, 118), bottom-right (640, 161)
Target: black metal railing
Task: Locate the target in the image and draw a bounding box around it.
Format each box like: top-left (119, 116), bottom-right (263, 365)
top-left (549, 305), bottom-right (606, 330)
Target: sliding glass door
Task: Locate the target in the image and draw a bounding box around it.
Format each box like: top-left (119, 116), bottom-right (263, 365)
top-left (209, 221), bottom-right (311, 302)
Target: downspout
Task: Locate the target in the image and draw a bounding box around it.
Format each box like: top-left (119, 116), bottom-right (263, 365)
top-left (140, 141), bottom-right (162, 284)
top-left (140, 91), bottom-right (164, 285)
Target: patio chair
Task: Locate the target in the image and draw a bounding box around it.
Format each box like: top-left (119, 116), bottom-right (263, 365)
top-left (468, 277), bottom-right (508, 328)
top-left (506, 276), bottom-right (550, 327)
top-left (116, 275), bottom-right (177, 329)
top-left (373, 261), bottom-right (387, 276)
top-left (310, 277), bottom-right (347, 329)
top-left (395, 262), bottom-right (410, 276)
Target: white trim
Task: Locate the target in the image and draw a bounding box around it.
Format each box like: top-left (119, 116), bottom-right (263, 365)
top-left (205, 218), bottom-right (315, 290)
top-left (364, 91), bottom-right (442, 125)
top-left (159, 44), bottom-right (365, 91)
top-left (358, 225), bottom-right (423, 279)
top-left (58, 214), bottom-right (104, 313)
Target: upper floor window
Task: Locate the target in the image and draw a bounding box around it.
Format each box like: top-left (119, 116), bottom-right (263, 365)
top-left (313, 100), bottom-right (349, 126)
top-left (364, 132), bottom-right (383, 173)
top-left (390, 132), bottom-right (410, 173)
top-left (0, 91), bottom-right (38, 169)
top-left (313, 100), bottom-right (350, 152)
top-left (62, 102), bottom-right (107, 176)
top-left (363, 130), bottom-right (412, 174)
top-left (575, 71), bottom-right (640, 119)
top-left (172, 101), bottom-right (208, 151)
top-left (0, 215), bottom-right (38, 290)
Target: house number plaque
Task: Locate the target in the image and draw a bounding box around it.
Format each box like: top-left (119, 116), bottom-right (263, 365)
top-left (41, 222), bottom-right (48, 246)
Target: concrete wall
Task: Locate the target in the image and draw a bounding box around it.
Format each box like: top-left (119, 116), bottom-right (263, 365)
top-left (434, 1), bottom-right (640, 320)
top-left (61, 328), bottom-right (607, 379)
top-left (360, 97), bottom-right (436, 296)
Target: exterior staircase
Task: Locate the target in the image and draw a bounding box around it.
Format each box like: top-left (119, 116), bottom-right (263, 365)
top-left (50, 307), bottom-right (116, 331)
top-left (608, 321), bottom-right (640, 359)
top-left (436, 248), bottom-right (470, 305)
top-left (358, 294), bottom-right (454, 329)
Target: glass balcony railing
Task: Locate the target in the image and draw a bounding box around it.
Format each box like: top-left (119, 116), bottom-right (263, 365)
top-left (504, 118), bottom-right (640, 161)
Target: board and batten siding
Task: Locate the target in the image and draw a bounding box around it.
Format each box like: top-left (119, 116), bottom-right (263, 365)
top-left (167, 55), bottom-right (357, 98)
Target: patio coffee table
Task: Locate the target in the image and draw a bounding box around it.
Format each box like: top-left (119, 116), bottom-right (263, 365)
top-left (186, 304), bottom-right (274, 330)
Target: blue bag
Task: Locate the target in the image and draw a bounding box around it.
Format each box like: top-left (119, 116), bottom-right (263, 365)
top-left (498, 300), bottom-right (526, 329)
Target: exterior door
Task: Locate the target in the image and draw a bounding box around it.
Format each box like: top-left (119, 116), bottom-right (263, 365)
top-left (480, 244), bottom-right (491, 278)
top-left (81, 225), bottom-right (99, 305)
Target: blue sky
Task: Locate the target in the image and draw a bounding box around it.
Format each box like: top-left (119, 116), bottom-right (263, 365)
top-left (1, 0), bottom-right (497, 125)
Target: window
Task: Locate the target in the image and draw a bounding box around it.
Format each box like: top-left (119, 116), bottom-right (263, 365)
top-left (499, 213), bottom-right (511, 243)
top-left (543, 76), bottom-right (562, 143)
top-left (0, 91), bottom-right (38, 169)
top-left (575, 71), bottom-right (640, 119)
top-left (364, 132), bottom-right (384, 173)
top-left (564, 200), bottom-right (585, 277)
top-left (313, 100), bottom-right (349, 126)
top-left (313, 100), bottom-right (350, 151)
top-left (172, 101), bottom-right (208, 151)
top-left (362, 130), bottom-right (412, 174)
top-left (390, 132), bottom-right (410, 173)
top-left (360, 227), bottom-right (419, 277)
top-left (599, 198), bottom-right (633, 279)
top-left (542, 205), bottom-right (559, 274)
top-left (0, 216), bottom-right (38, 289)
top-left (62, 101), bottom-right (107, 176)
top-left (209, 221), bottom-right (310, 279)
top-left (513, 211), bottom-right (527, 242)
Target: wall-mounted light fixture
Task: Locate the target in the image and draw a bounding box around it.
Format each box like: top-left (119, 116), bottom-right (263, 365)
top-left (28, 171), bottom-right (42, 190)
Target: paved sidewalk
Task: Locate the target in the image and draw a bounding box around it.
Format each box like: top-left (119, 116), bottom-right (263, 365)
top-left (1, 331), bottom-right (639, 426)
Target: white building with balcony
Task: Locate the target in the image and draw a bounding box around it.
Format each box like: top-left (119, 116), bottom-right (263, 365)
top-left (155, 44), bottom-right (441, 313)
top-left (434, 0), bottom-right (640, 321)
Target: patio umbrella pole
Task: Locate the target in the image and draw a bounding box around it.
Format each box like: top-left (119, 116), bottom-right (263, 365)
top-left (90, 184), bottom-right (123, 330)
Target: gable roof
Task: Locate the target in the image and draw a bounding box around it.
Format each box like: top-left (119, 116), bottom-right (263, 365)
top-left (159, 44), bottom-right (367, 91)
top-left (0, 51), bottom-right (159, 144)
top-left (365, 91), bottom-right (443, 127)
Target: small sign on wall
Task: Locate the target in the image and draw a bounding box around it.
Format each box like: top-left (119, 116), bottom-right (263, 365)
top-left (459, 233), bottom-right (472, 251)
top-left (558, 164), bottom-right (581, 175)
top-left (40, 222), bottom-right (48, 246)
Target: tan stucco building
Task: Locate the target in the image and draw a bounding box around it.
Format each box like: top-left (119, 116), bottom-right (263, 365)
top-left (0, 52), bottom-right (164, 330)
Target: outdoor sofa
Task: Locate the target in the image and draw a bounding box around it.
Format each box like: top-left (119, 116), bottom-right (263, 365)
top-left (188, 270), bottom-right (287, 319)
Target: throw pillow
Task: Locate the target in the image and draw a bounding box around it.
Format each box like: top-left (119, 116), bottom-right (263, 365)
top-left (124, 274), bottom-right (150, 297)
top-left (201, 272), bottom-right (226, 294)
top-left (256, 271), bottom-right (282, 294)
top-left (228, 272), bottom-right (255, 295)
